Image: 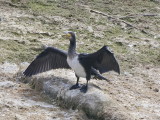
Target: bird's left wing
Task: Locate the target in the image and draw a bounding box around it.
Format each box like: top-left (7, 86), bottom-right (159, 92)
top-left (86, 46), bottom-right (120, 74)
top-left (23, 47), bottom-right (70, 77)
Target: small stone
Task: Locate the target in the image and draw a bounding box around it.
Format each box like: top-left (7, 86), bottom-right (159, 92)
top-left (153, 88), bottom-right (159, 92)
top-left (0, 81), bottom-right (15, 88)
top-left (41, 44), bottom-right (48, 49)
top-left (87, 26), bottom-right (93, 32)
top-left (0, 62), bottom-right (19, 75)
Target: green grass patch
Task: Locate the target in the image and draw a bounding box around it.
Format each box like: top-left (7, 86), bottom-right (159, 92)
top-left (0, 39), bottom-right (42, 63)
top-left (137, 46), bottom-right (160, 65)
top-left (27, 0), bottom-right (71, 17)
top-left (4, 0), bottom-right (159, 68)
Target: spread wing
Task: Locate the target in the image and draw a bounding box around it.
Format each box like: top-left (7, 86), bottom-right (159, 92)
top-left (87, 46), bottom-right (120, 74)
top-left (23, 47), bottom-right (70, 77)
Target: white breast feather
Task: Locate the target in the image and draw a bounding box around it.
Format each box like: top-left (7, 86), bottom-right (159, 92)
top-left (67, 56), bottom-right (86, 78)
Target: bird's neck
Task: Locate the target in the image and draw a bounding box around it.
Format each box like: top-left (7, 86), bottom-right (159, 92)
top-left (68, 37), bottom-right (77, 58)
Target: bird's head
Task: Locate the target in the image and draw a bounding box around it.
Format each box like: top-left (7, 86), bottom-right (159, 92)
top-left (62, 31), bottom-right (76, 41)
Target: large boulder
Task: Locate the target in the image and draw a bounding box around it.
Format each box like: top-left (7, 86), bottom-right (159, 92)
top-left (20, 69), bottom-right (133, 120)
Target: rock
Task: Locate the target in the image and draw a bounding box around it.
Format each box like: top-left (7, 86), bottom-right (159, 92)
top-left (0, 62), bottom-right (19, 75)
top-left (0, 81), bottom-right (15, 88)
top-left (19, 62), bottom-right (29, 70)
top-left (87, 26), bottom-right (93, 32)
top-left (124, 72), bottom-right (133, 77)
top-left (153, 88), bottom-right (159, 92)
top-left (29, 74), bottom-right (133, 120)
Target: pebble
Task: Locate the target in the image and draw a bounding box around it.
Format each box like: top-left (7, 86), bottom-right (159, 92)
top-left (0, 81), bottom-right (15, 88)
top-left (153, 88), bottom-right (159, 92)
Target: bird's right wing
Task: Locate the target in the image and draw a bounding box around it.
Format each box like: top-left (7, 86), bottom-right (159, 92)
top-left (23, 47), bottom-right (70, 77)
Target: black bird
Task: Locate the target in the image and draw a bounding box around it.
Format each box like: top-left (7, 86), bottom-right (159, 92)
top-left (23, 31), bottom-right (120, 93)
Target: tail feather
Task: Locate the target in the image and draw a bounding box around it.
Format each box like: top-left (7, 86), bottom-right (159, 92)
top-left (94, 74), bottom-right (107, 80)
top-left (91, 67), bottom-right (108, 81)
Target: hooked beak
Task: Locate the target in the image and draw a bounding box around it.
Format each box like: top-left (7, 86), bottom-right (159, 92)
top-left (62, 31), bottom-right (71, 39)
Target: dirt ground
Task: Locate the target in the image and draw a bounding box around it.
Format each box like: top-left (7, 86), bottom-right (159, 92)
top-left (0, 63), bottom-right (89, 120)
top-left (0, 0), bottom-right (160, 120)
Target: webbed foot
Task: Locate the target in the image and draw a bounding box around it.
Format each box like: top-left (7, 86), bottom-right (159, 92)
top-left (80, 85), bottom-right (88, 93)
top-left (69, 84), bottom-right (80, 90)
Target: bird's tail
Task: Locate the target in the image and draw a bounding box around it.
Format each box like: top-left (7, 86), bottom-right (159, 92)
top-left (91, 68), bottom-right (108, 81)
top-left (93, 74), bottom-right (107, 80)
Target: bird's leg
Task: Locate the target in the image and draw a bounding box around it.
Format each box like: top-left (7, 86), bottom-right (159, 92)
top-left (69, 75), bottom-right (80, 90)
top-left (80, 80), bottom-right (88, 93)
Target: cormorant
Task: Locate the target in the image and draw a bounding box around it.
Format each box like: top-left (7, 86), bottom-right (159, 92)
top-left (23, 31), bottom-right (120, 93)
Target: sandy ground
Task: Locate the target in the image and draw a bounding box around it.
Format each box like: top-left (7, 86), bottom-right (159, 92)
top-left (95, 66), bottom-right (160, 120)
top-left (0, 0), bottom-right (160, 120)
top-left (0, 63), bottom-right (88, 120)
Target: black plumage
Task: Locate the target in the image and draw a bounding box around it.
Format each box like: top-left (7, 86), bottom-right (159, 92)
top-left (24, 31), bottom-right (120, 93)
top-left (87, 46), bottom-right (120, 74)
top-left (23, 47), bottom-right (70, 77)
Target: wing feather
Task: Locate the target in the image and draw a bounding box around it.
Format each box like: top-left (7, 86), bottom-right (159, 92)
top-left (23, 47), bottom-right (70, 77)
top-left (87, 46), bottom-right (120, 74)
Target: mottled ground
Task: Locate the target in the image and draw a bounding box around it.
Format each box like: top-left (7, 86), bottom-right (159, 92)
top-left (0, 0), bottom-right (160, 120)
